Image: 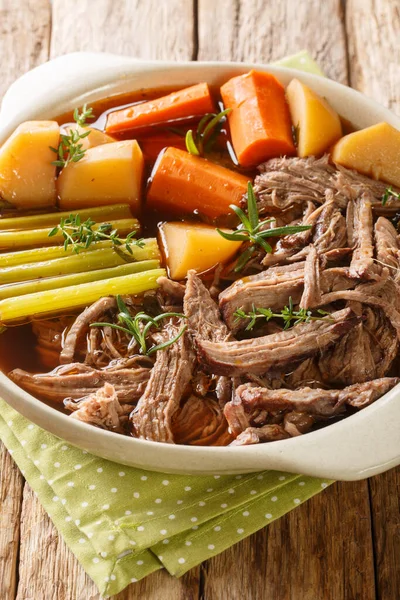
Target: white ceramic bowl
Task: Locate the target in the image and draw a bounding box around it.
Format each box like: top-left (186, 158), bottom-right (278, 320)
top-left (1, 52), bottom-right (399, 480)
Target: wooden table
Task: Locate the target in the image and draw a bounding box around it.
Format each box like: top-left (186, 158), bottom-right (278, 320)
top-left (0, 1), bottom-right (399, 598)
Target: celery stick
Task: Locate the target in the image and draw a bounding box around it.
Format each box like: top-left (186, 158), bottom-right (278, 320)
top-left (0, 204), bottom-right (133, 230)
top-left (0, 268), bottom-right (166, 324)
top-left (0, 238), bottom-right (160, 268)
top-left (0, 260), bottom-right (160, 299)
top-left (0, 218), bottom-right (139, 250)
top-left (2, 242), bottom-right (161, 284)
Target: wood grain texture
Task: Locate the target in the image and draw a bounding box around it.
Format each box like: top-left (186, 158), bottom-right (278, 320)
top-left (0, 445), bottom-right (24, 600)
top-left (369, 471), bottom-right (400, 600)
top-left (16, 486), bottom-right (99, 600)
top-left (201, 483), bottom-right (376, 600)
top-left (0, 0), bottom-right (51, 99)
top-left (50, 0), bottom-right (195, 60)
top-left (112, 568), bottom-right (200, 600)
top-left (346, 0), bottom-right (400, 111)
top-left (197, 0), bottom-right (348, 83)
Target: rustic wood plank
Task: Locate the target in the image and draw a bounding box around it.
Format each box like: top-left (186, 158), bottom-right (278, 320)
top-left (50, 0), bottom-right (195, 60)
top-left (112, 569), bottom-right (200, 600)
top-left (346, 4), bottom-right (400, 599)
top-left (197, 0), bottom-right (348, 83)
top-left (16, 486), bottom-right (99, 600)
top-left (346, 0), bottom-right (400, 111)
top-left (368, 470), bottom-right (400, 600)
top-left (201, 481), bottom-right (376, 600)
top-left (0, 445), bottom-right (24, 600)
top-left (0, 0), bottom-right (51, 100)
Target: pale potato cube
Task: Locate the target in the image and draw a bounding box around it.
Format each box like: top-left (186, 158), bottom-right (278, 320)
top-left (331, 122), bottom-right (400, 187)
top-left (0, 121), bottom-right (59, 209)
top-left (57, 140), bottom-right (144, 213)
top-left (286, 78), bottom-right (342, 157)
top-left (159, 222), bottom-right (242, 280)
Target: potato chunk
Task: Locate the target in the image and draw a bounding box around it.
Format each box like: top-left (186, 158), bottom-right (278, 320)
top-left (64, 125), bottom-right (115, 150)
top-left (57, 140), bottom-right (144, 213)
top-left (331, 122), bottom-right (400, 187)
top-left (286, 78), bottom-right (342, 157)
top-left (159, 222), bottom-right (242, 280)
top-left (0, 121), bottom-right (59, 209)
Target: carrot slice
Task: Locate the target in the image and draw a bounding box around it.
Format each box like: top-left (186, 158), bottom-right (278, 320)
top-left (106, 83), bottom-right (216, 134)
top-left (147, 147), bottom-right (251, 219)
top-left (220, 70), bottom-right (296, 167)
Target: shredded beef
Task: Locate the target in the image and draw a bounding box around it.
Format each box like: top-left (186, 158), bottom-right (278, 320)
top-left (227, 377), bottom-right (398, 433)
top-left (197, 308), bottom-right (359, 376)
top-left (9, 362), bottom-right (150, 403)
top-left (130, 321), bottom-right (194, 443)
top-left (219, 263), bottom-right (356, 331)
top-left (60, 296), bottom-right (117, 364)
top-left (172, 395), bottom-right (232, 446)
top-left (230, 424), bottom-right (290, 445)
top-left (65, 383), bottom-right (127, 433)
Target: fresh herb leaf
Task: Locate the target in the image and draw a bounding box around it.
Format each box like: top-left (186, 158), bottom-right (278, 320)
top-left (90, 295), bottom-right (186, 356)
top-left (217, 182), bottom-right (312, 271)
top-left (382, 186), bottom-right (400, 206)
top-left (185, 108), bottom-right (231, 156)
top-left (50, 103), bottom-right (95, 169)
top-left (48, 213), bottom-right (145, 254)
top-left (234, 298), bottom-right (334, 331)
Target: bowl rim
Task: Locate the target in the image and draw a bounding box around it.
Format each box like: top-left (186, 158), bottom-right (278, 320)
top-left (1, 52), bottom-right (400, 480)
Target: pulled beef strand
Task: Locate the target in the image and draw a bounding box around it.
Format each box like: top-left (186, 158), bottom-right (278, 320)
top-left (60, 296), bottom-right (117, 364)
top-left (225, 378), bottom-right (399, 440)
top-left (65, 382), bottom-right (127, 433)
top-left (9, 362), bottom-right (150, 403)
top-left (197, 308), bottom-right (360, 376)
top-left (130, 322), bottom-right (194, 443)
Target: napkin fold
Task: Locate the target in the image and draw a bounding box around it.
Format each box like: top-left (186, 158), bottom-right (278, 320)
top-left (0, 51), bottom-right (331, 598)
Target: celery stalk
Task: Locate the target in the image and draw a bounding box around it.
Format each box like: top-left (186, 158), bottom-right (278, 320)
top-left (0, 268), bottom-right (166, 324)
top-left (0, 238), bottom-right (160, 268)
top-left (0, 218), bottom-right (139, 250)
top-left (0, 259), bottom-right (160, 299)
top-left (0, 204), bottom-right (133, 230)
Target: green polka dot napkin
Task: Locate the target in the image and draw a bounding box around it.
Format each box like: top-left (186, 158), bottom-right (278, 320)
top-left (0, 52), bottom-right (332, 598)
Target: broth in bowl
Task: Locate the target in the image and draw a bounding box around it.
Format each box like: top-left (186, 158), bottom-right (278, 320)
top-left (1, 70), bottom-right (400, 447)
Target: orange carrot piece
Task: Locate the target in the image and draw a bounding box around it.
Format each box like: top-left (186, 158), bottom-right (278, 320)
top-left (220, 70), bottom-right (296, 167)
top-left (106, 83), bottom-right (216, 134)
top-left (147, 147), bottom-right (251, 219)
top-left (138, 131), bottom-right (187, 161)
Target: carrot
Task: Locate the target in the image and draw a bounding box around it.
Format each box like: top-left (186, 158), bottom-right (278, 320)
top-left (146, 147), bottom-right (251, 219)
top-left (138, 130), bottom-right (187, 161)
top-left (220, 70), bottom-right (296, 167)
top-left (106, 83), bottom-right (216, 134)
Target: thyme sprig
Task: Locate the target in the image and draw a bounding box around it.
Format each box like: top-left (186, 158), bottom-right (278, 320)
top-left (217, 182), bottom-right (312, 271)
top-left (90, 295), bottom-right (187, 356)
top-left (234, 298), bottom-right (331, 331)
top-left (185, 108), bottom-right (231, 156)
top-left (48, 214), bottom-right (144, 254)
top-left (50, 104), bottom-right (95, 168)
top-left (382, 186), bottom-right (400, 206)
